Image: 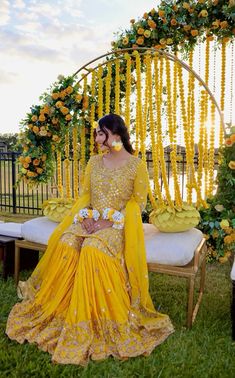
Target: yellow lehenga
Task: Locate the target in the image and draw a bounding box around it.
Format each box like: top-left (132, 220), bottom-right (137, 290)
top-left (6, 155), bottom-right (174, 365)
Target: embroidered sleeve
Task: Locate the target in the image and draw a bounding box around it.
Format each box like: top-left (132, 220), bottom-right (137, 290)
top-left (133, 160), bottom-right (148, 212)
top-left (81, 159), bottom-right (92, 196)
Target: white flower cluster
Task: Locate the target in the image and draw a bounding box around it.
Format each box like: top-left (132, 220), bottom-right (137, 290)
top-left (102, 208), bottom-right (124, 229)
top-left (73, 208), bottom-right (100, 224)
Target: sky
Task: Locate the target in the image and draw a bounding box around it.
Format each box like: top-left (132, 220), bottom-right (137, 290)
top-left (0, 0), bottom-right (159, 134)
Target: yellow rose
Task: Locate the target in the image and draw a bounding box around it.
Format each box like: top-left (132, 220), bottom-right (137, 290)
top-left (33, 126), bottom-right (39, 134)
top-left (220, 219), bottom-right (230, 229)
top-left (65, 86), bottom-right (73, 94)
top-left (160, 38), bottom-right (166, 45)
top-left (39, 114), bottom-right (46, 122)
top-left (122, 37), bottom-right (129, 45)
top-left (136, 37), bottom-right (144, 45)
top-left (212, 20), bottom-right (220, 29)
top-left (220, 21), bottom-right (228, 29)
top-left (76, 94), bottom-right (83, 102)
top-left (33, 159), bottom-right (40, 166)
top-left (24, 156), bottom-right (31, 163)
top-left (170, 18), bottom-right (177, 26)
top-left (23, 163), bottom-right (29, 169)
top-left (36, 167), bottom-right (43, 174)
top-left (65, 114), bottom-right (72, 121)
top-left (52, 92), bottom-right (59, 100)
top-left (143, 12), bottom-right (148, 19)
top-left (144, 30), bottom-right (151, 38)
top-left (19, 156), bottom-right (24, 163)
top-left (158, 10), bottom-right (165, 18)
top-left (55, 101), bottom-right (63, 108)
top-left (52, 135), bottom-right (60, 142)
top-left (52, 117), bottom-right (58, 125)
top-left (39, 128), bottom-right (48, 136)
top-left (147, 20), bottom-right (156, 29)
top-left (228, 161), bottom-right (235, 170)
top-left (21, 168), bottom-right (27, 174)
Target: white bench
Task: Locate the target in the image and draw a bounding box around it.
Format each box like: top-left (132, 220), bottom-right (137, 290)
top-left (0, 217), bottom-right (207, 328)
top-left (231, 258), bottom-right (235, 340)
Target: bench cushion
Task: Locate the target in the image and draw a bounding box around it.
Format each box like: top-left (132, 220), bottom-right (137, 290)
top-left (0, 222), bottom-right (23, 238)
top-left (21, 217), bottom-right (203, 267)
top-left (231, 258), bottom-right (235, 280)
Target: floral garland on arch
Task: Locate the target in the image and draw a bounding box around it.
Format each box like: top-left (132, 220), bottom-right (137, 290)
top-left (17, 75), bottom-right (91, 186)
top-left (112, 0), bottom-right (235, 53)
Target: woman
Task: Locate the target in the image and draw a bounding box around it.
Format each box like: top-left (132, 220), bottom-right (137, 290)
top-left (6, 114), bottom-right (174, 365)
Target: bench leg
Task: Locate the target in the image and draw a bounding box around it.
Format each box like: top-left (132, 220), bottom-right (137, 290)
top-left (14, 245), bottom-right (20, 285)
top-left (187, 276), bottom-right (195, 328)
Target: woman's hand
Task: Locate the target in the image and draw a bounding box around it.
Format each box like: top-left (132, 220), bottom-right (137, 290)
top-left (93, 219), bottom-right (113, 232)
top-left (81, 218), bottom-right (95, 234)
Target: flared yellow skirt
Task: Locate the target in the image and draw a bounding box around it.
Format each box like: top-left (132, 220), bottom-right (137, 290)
top-left (6, 240), bottom-right (174, 365)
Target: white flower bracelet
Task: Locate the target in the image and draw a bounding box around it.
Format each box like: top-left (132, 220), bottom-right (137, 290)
top-left (102, 208), bottom-right (124, 229)
top-left (74, 208), bottom-right (100, 224)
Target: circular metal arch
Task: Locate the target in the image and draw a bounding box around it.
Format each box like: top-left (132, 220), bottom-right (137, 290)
top-left (72, 47), bottom-right (225, 133)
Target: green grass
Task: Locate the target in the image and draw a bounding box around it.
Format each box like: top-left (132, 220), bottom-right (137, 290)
top-left (0, 263), bottom-right (235, 377)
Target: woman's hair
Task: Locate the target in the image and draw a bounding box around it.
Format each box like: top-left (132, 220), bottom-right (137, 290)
top-left (95, 113), bottom-right (134, 154)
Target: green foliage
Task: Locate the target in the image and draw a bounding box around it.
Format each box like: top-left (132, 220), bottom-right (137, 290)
top-left (0, 133), bottom-right (20, 152)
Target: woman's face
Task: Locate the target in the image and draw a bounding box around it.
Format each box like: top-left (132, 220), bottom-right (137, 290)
top-left (95, 126), bottom-right (118, 152)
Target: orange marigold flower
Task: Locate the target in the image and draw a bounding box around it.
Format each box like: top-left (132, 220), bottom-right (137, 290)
top-left (82, 96), bottom-right (89, 109)
top-left (60, 106), bottom-right (69, 115)
top-left (33, 126), bottom-right (39, 134)
top-left (158, 10), bottom-right (165, 18)
top-left (65, 114), bottom-right (72, 121)
top-left (224, 235), bottom-right (232, 244)
top-left (144, 30), bottom-right (151, 38)
top-left (39, 114), bottom-right (46, 122)
top-left (228, 161), bottom-right (235, 170)
top-left (220, 21), bottom-right (228, 29)
top-left (191, 29), bottom-right (198, 37)
top-left (136, 37), bottom-right (144, 45)
top-left (33, 159), bottom-right (40, 166)
top-left (55, 101), bottom-right (63, 108)
top-left (147, 20), bottom-right (156, 29)
top-left (52, 92), bottom-right (59, 100)
top-left (170, 18), bottom-right (177, 26)
top-left (154, 44), bottom-right (163, 49)
top-left (65, 86), bottom-right (73, 94)
top-left (31, 115), bottom-right (38, 122)
top-left (137, 27), bottom-right (144, 35)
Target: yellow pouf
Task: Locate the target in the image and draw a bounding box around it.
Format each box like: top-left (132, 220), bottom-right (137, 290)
top-left (42, 198), bottom-right (75, 222)
top-left (149, 203), bottom-right (200, 233)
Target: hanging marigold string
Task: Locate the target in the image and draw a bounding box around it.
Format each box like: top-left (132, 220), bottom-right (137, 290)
top-left (72, 125), bottom-right (79, 199)
top-left (114, 59), bottom-right (120, 114)
top-left (220, 40), bottom-right (226, 146)
top-left (165, 58), bottom-right (182, 207)
top-left (64, 131), bottom-right (71, 199)
top-left (134, 51), bottom-right (142, 156)
top-left (204, 38), bottom-right (210, 123)
top-left (197, 90), bottom-right (206, 205)
top-left (229, 42), bottom-right (234, 125)
top-left (97, 66), bottom-right (103, 119)
top-left (56, 151), bottom-right (63, 197)
top-left (105, 62), bottom-right (112, 114)
top-left (187, 50), bottom-right (194, 149)
top-left (140, 54), bottom-right (149, 159)
top-left (80, 77), bottom-right (87, 184)
top-left (89, 70), bottom-right (96, 156)
top-left (124, 53), bottom-right (131, 130)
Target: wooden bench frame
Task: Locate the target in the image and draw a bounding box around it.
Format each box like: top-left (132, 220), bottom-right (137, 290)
top-left (14, 237), bottom-right (207, 328)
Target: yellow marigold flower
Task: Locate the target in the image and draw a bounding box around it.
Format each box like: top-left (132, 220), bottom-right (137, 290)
top-left (144, 30), bottom-right (151, 38)
top-left (191, 29), bottom-right (198, 37)
top-left (31, 115), bottom-right (38, 122)
top-left (39, 114), bottom-right (46, 122)
top-left (55, 101), bottom-right (63, 108)
top-left (220, 21), bottom-right (228, 29)
top-left (137, 28), bottom-right (144, 35)
top-left (122, 37), bottom-right (129, 45)
top-left (33, 126), bottom-right (39, 134)
top-left (199, 9), bottom-right (208, 17)
top-left (136, 36), bottom-right (144, 45)
top-left (65, 114), bottom-right (72, 121)
top-left (170, 18), bottom-right (177, 26)
top-left (166, 38), bottom-right (173, 45)
top-left (52, 92), bottom-right (59, 100)
top-left (147, 20), bottom-right (156, 29)
top-left (228, 161), bottom-right (235, 170)
top-left (158, 9), bottom-right (165, 18)
top-left (60, 106), bottom-right (69, 115)
top-left (83, 96), bottom-right (89, 110)
top-left (23, 162), bottom-right (29, 169)
top-left (36, 168), bottom-right (43, 174)
top-left (183, 25), bottom-right (191, 31)
top-left (220, 219), bottom-right (230, 229)
top-left (183, 2), bottom-right (190, 10)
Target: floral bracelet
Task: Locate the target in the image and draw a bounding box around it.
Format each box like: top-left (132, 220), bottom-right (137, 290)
top-left (102, 208), bottom-right (124, 229)
top-left (74, 208), bottom-right (100, 224)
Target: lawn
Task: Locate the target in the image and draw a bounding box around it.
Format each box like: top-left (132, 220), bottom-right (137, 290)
top-left (0, 262), bottom-right (235, 377)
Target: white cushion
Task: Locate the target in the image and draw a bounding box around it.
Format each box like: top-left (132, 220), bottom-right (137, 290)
top-left (143, 223), bottom-right (203, 266)
top-left (231, 258), bottom-right (235, 280)
top-left (21, 219), bottom-right (203, 267)
top-left (0, 222), bottom-right (23, 238)
top-left (22, 217), bottom-right (57, 245)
